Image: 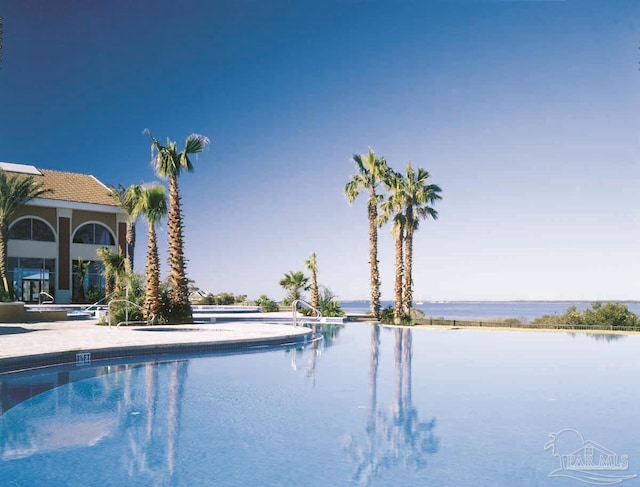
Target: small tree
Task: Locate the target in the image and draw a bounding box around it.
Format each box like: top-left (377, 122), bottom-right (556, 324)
top-left (72, 258), bottom-right (90, 303)
top-left (279, 270), bottom-right (310, 305)
top-left (318, 286), bottom-right (344, 317)
top-left (0, 169), bottom-right (52, 295)
top-left (109, 183), bottom-right (143, 270)
top-left (254, 295), bottom-right (279, 312)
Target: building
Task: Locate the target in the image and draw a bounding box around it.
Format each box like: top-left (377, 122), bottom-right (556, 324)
top-left (3, 162), bottom-right (127, 304)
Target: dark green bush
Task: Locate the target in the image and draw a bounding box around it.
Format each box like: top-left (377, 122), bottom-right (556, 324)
top-left (532, 302), bottom-right (639, 329)
top-left (380, 306), bottom-right (395, 324)
top-left (254, 295), bottom-right (279, 312)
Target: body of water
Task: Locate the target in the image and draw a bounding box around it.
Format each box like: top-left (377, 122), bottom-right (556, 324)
top-left (341, 300), bottom-right (640, 321)
top-left (1, 324), bottom-right (639, 486)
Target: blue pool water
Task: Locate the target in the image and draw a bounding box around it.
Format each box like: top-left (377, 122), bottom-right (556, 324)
top-left (1, 324), bottom-right (639, 486)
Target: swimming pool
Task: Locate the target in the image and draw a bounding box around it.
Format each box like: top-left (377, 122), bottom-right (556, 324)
top-left (1, 324), bottom-right (639, 486)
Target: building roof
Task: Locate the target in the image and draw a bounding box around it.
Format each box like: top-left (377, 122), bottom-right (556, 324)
top-left (37, 169), bottom-right (117, 207)
top-left (0, 163), bottom-right (118, 207)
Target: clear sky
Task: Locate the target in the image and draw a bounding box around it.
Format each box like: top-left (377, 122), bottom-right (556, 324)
top-left (1, 0), bottom-right (639, 302)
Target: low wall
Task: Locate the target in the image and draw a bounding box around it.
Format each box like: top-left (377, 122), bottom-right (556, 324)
top-left (0, 302), bottom-right (25, 323)
top-left (25, 310), bottom-right (68, 323)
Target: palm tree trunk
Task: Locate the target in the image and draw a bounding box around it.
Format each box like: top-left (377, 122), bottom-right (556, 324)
top-left (368, 191), bottom-right (381, 319)
top-left (167, 175), bottom-right (191, 321)
top-left (310, 270), bottom-right (319, 310)
top-left (394, 226), bottom-right (404, 325)
top-left (144, 225), bottom-right (161, 319)
top-left (126, 221), bottom-right (136, 271)
top-left (0, 223), bottom-right (10, 295)
top-left (403, 225), bottom-right (414, 314)
top-left (402, 328), bottom-right (412, 408)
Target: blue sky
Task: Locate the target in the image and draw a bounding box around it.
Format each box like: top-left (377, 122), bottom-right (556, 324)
top-left (1, 0), bottom-right (639, 301)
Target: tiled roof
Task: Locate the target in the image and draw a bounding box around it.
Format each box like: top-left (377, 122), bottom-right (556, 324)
top-left (3, 166), bottom-right (118, 207)
top-left (37, 169), bottom-right (118, 206)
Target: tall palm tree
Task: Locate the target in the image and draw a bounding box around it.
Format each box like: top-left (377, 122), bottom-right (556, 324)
top-left (109, 183), bottom-right (143, 270)
top-left (279, 270), bottom-right (310, 305)
top-left (345, 149), bottom-right (390, 320)
top-left (0, 169), bottom-right (52, 295)
top-left (145, 130), bottom-right (210, 322)
top-left (380, 171), bottom-right (407, 325)
top-left (305, 252), bottom-right (319, 310)
top-left (401, 164), bottom-right (441, 313)
top-left (140, 185), bottom-right (167, 319)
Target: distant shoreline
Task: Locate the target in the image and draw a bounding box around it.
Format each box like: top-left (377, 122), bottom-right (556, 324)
top-left (341, 299), bottom-right (640, 304)
top-left (410, 323), bottom-right (640, 335)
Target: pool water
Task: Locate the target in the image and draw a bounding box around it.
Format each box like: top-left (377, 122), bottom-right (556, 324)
top-left (1, 324), bottom-right (639, 486)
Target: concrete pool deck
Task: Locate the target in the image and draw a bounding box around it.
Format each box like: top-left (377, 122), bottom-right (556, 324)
top-left (0, 316), bottom-right (313, 374)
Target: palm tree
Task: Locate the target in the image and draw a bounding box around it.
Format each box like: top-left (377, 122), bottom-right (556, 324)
top-left (380, 171), bottom-right (407, 325)
top-left (145, 130), bottom-right (210, 321)
top-left (109, 183), bottom-right (143, 270)
top-left (305, 252), bottom-right (319, 310)
top-left (345, 149), bottom-right (390, 320)
top-left (140, 185), bottom-right (167, 319)
top-left (401, 164), bottom-right (441, 313)
top-left (97, 246), bottom-right (127, 300)
top-left (279, 270), bottom-right (310, 305)
top-left (0, 169), bottom-right (52, 295)
top-left (72, 258), bottom-right (90, 303)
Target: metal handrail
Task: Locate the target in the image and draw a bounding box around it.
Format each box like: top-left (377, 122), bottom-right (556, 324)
top-left (291, 299), bottom-right (322, 327)
top-left (38, 292), bottom-right (55, 304)
top-left (83, 291), bottom-right (116, 315)
top-left (107, 299), bottom-right (156, 327)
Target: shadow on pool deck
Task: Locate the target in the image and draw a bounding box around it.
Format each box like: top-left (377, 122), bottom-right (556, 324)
top-left (0, 326), bottom-right (35, 336)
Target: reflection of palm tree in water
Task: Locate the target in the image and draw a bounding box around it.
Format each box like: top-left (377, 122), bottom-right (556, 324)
top-left (167, 361), bottom-right (188, 480)
top-left (119, 360), bottom-right (186, 484)
top-left (346, 326), bottom-right (438, 485)
top-left (394, 329), bottom-right (438, 469)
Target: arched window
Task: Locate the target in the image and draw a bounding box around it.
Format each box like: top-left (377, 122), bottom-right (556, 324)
top-left (73, 223), bottom-right (115, 245)
top-left (9, 218), bottom-right (56, 242)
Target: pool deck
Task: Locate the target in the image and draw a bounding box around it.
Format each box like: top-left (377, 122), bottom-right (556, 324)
top-left (0, 313), bottom-right (312, 374)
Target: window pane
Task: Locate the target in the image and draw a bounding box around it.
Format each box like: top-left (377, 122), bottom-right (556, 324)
top-left (89, 261), bottom-right (104, 274)
top-left (32, 220), bottom-right (55, 242)
top-left (21, 258), bottom-right (43, 269)
top-left (73, 224), bottom-right (93, 244)
top-left (44, 259), bottom-right (56, 271)
top-left (9, 219), bottom-right (31, 240)
top-left (94, 225), bottom-right (114, 245)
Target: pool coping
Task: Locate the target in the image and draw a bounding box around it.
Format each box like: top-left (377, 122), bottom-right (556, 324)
top-left (0, 320), bottom-right (313, 375)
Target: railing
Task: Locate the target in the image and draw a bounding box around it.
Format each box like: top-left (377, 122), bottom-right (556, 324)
top-left (107, 299), bottom-right (156, 327)
top-left (37, 292), bottom-right (55, 304)
top-left (291, 299), bottom-right (322, 327)
top-left (82, 292), bottom-right (116, 317)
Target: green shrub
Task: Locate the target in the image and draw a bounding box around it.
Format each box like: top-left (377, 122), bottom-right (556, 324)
top-left (85, 285), bottom-right (104, 305)
top-left (321, 300), bottom-right (345, 317)
top-left (254, 295), bottom-right (279, 312)
top-left (532, 302), bottom-right (639, 329)
top-left (502, 318), bottom-right (521, 326)
top-left (0, 288), bottom-right (12, 302)
top-left (380, 306), bottom-right (394, 324)
top-left (583, 302), bottom-right (638, 329)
